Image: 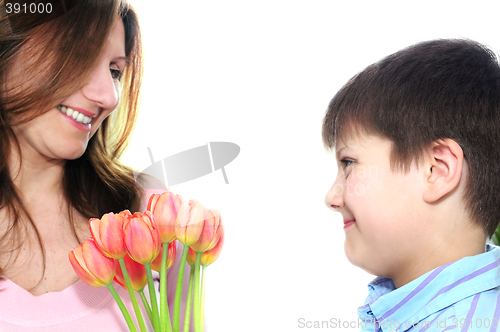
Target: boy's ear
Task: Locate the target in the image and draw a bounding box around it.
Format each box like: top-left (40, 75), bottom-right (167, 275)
top-left (423, 138), bottom-right (464, 203)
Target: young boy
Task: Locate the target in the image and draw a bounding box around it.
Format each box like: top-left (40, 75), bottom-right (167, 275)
top-left (322, 39), bottom-right (500, 331)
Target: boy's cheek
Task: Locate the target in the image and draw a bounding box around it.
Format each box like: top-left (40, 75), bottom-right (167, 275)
top-left (343, 173), bottom-right (367, 199)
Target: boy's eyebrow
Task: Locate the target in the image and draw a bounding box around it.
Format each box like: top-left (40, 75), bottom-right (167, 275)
top-left (336, 146), bottom-right (349, 160)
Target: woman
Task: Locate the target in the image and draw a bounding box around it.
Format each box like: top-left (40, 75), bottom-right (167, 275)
top-left (0, 1), bottom-right (191, 330)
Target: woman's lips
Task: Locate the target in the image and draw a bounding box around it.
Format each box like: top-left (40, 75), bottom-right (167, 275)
top-left (343, 219), bottom-right (356, 229)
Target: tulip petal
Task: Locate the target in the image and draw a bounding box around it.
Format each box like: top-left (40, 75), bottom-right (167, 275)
top-left (114, 255), bottom-right (147, 291)
top-left (201, 228), bottom-right (225, 266)
top-left (101, 213), bottom-right (127, 258)
top-left (124, 212), bottom-right (161, 265)
top-left (147, 193), bottom-right (161, 212)
top-left (175, 199), bottom-right (205, 246)
top-left (151, 192), bottom-right (181, 243)
top-left (69, 239), bottom-right (116, 287)
top-left (151, 241), bottom-right (178, 272)
top-left (82, 239), bottom-right (116, 285)
top-left (70, 249), bottom-right (104, 287)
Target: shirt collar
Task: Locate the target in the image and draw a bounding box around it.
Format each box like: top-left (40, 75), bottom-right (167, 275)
top-left (358, 244), bottom-right (500, 329)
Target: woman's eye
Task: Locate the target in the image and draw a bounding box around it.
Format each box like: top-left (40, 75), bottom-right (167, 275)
top-left (110, 68), bottom-right (122, 81)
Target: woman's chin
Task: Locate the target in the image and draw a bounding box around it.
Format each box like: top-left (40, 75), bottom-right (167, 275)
top-left (56, 142), bottom-right (89, 160)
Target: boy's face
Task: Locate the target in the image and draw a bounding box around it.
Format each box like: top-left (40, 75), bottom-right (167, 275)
top-left (324, 133), bottom-right (431, 279)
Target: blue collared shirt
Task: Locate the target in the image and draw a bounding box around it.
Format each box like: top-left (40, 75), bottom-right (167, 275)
top-left (358, 244), bottom-right (500, 332)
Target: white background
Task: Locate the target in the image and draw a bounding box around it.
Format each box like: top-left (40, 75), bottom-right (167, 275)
top-left (122, 1), bottom-right (500, 331)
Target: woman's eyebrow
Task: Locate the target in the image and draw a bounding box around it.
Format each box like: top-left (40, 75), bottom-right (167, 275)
top-left (115, 56), bottom-right (129, 66)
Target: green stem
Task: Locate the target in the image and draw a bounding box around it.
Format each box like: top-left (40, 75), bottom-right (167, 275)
top-left (183, 268), bottom-right (195, 332)
top-left (119, 258), bottom-right (148, 332)
top-left (200, 266), bottom-right (206, 332)
top-left (161, 242), bottom-right (173, 332)
top-left (145, 263), bottom-right (162, 332)
top-left (494, 227), bottom-right (500, 246)
top-left (193, 252), bottom-right (202, 332)
top-left (106, 284), bottom-right (138, 332)
top-left (138, 289), bottom-right (152, 323)
top-left (173, 245), bottom-right (189, 332)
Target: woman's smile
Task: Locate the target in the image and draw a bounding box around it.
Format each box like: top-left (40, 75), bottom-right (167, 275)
top-left (57, 105), bottom-right (95, 131)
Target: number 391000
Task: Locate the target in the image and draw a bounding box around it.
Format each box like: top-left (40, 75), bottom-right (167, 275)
top-left (6, 3), bottom-right (53, 14)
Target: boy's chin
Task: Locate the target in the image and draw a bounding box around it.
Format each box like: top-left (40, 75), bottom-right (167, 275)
top-left (344, 242), bottom-right (362, 267)
top-left (344, 242), bottom-right (378, 275)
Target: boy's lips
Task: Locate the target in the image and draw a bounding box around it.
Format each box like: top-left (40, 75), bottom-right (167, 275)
top-left (343, 219), bottom-right (356, 229)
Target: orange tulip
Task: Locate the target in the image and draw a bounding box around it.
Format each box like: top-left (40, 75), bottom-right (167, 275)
top-left (189, 208), bottom-right (222, 253)
top-left (123, 211), bottom-right (161, 265)
top-left (175, 199), bottom-right (205, 246)
top-left (186, 247), bottom-right (196, 267)
top-left (151, 241), bottom-right (177, 272)
top-left (114, 254), bottom-right (147, 291)
top-left (188, 228), bottom-right (225, 267)
top-left (69, 238), bottom-right (116, 287)
top-left (119, 209), bottom-right (132, 220)
top-left (89, 212), bottom-right (127, 259)
top-left (147, 191), bottom-right (183, 244)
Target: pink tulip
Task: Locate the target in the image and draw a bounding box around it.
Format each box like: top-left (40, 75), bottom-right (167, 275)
top-left (147, 191), bottom-right (183, 244)
top-left (189, 208), bottom-right (222, 253)
top-left (188, 228), bottom-right (225, 267)
top-left (123, 211), bottom-right (161, 265)
top-left (151, 241), bottom-right (177, 272)
top-left (69, 238), bottom-right (116, 287)
top-left (114, 254), bottom-right (147, 291)
top-left (175, 199), bottom-right (205, 246)
top-left (89, 212), bottom-right (127, 259)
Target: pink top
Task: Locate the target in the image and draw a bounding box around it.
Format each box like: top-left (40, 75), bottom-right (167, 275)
top-left (0, 240), bottom-right (194, 331)
top-left (0, 181), bottom-right (197, 331)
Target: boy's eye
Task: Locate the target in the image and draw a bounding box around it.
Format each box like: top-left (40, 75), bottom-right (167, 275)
top-left (340, 159), bottom-right (353, 168)
top-left (110, 68), bottom-right (123, 81)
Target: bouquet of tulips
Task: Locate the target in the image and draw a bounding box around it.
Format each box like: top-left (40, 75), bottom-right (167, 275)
top-left (69, 191), bottom-right (224, 332)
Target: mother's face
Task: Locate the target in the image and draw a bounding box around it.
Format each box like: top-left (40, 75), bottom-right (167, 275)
top-left (8, 16), bottom-right (126, 162)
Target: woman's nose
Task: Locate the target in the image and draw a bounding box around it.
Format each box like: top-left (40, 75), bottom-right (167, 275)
top-left (324, 175), bottom-right (344, 211)
top-left (81, 64), bottom-right (119, 110)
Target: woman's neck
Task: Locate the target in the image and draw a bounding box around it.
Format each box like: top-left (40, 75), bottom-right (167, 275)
top-left (8, 140), bottom-right (66, 200)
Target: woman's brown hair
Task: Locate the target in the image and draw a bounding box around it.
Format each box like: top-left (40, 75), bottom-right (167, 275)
top-left (0, 0), bottom-right (145, 285)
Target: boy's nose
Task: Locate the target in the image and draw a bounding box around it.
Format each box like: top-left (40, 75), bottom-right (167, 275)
top-left (80, 65), bottom-right (119, 110)
top-left (324, 176), bottom-right (344, 211)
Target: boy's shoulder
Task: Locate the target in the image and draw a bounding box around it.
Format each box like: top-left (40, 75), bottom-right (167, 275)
top-left (447, 285), bottom-right (500, 330)
top-left (425, 285), bottom-right (500, 331)
top-left (360, 245), bottom-right (500, 331)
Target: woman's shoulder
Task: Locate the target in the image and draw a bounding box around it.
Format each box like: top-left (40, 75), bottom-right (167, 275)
top-left (135, 173), bottom-right (169, 211)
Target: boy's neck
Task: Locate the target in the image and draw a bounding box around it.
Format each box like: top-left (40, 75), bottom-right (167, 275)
top-left (392, 227), bottom-right (486, 288)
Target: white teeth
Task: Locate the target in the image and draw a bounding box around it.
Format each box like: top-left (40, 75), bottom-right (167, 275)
top-left (57, 105), bottom-right (93, 124)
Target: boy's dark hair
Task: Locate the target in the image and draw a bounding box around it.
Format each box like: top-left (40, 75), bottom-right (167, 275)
top-left (322, 39), bottom-right (500, 237)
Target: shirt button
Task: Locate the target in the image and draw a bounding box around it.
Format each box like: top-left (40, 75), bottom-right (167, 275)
top-left (389, 329), bottom-right (396, 332)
